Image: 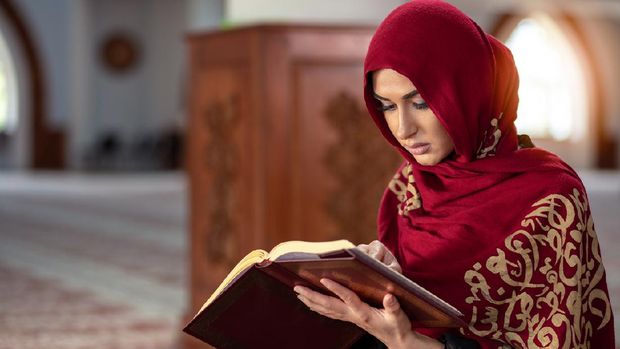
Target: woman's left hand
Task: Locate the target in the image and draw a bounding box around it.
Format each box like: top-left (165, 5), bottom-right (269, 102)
top-left (294, 278), bottom-right (441, 349)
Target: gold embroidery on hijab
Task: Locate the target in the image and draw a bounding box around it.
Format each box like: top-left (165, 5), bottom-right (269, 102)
top-left (388, 164), bottom-right (421, 215)
top-left (476, 112), bottom-right (504, 159)
top-left (463, 188), bottom-right (611, 348)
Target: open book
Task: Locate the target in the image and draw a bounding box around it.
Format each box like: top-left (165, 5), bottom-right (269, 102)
top-left (183, 239), bottom-right (465, 349)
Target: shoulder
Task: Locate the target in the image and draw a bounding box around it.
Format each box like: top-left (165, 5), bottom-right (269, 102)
top-left (518, 168), bottom-right (590, 226)
top-left (517, 159), bottom-right (587, 204)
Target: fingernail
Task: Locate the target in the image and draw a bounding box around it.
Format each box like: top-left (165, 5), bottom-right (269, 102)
top-left (294, 286), bottom-right (301, 293)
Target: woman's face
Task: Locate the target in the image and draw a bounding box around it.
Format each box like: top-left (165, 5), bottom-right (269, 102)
top-left (372, 69), bottom-right (454, 166)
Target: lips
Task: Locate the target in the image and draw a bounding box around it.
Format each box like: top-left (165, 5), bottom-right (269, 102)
top-left (406, 143), bottom-right (431, 156)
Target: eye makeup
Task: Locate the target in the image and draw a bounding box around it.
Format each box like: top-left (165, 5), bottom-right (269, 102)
top-left (375, 101), bottom-right (429, 112)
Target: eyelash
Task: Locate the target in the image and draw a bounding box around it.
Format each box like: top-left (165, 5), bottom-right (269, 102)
top-left (376, 102), bottom-right (429, 112)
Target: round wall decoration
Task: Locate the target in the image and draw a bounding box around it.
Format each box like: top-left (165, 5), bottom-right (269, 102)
top-left (99, 33), bottom-right (140, 73)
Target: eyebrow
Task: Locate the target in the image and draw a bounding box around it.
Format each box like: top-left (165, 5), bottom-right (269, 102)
top-left (373, 90), bottom-right (420, 101)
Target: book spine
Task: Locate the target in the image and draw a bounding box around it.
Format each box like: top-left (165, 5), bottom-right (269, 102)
top-left (257, 260), bottom-right (312, 289)
top-left (256, 259), bottom-right (271, 268)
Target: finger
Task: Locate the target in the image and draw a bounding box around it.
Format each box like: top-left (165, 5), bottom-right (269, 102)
top-left (369, 241), bottom-right (386, 261)
top-left (357, 244), bottom-right (369, 254)
top-left (295, 285), bottom-right (345, 310)
top-left (297, 294), bottom-right (345, 321)
top-left (388, 261), bottom-right (402, 273)
top-left (297, 293), bottom-right (329, 312)
top-left (386, 249), bottom-right (400, 262)
top-left (372, 247), bottom-right (386, 261)
top-left (383, 250), bottom-right (395, 263)
top-left (321, 278), bottom-right (377, 326)
top-left (320, 279), bottom-right (364, 308)
top-left (368, 240), bottom-right (381, 253)
top-left (383, 253), bottom-right (402, 273)
top-left (297, 294), bottom-right (338, 317)
top-left (294, 285), bottom-right (328, 301)
top-left (382, 293), bottom-right (401, 316)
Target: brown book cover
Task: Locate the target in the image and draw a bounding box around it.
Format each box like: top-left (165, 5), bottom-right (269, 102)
top-left (183, 240), bottom-right (466, 349)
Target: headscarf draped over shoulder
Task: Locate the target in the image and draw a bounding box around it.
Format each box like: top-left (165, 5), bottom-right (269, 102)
top-left (364, 1), bottom-right (615, 347)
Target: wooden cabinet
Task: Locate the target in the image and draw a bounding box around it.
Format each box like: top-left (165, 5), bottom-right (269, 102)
top-left (183, 24), bottom-right (401, 348)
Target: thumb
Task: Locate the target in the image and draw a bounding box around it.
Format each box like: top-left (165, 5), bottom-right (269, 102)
top-left (383, 293), bottom-right (401, 315)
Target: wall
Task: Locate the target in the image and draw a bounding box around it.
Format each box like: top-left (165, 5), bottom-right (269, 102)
top-left (88, 0), bottom-right (187, 168)
top-left (226, 0), bottom-right (407, 25)
top-left (9, 0), bottom-right (190, 169)
top-left (5, 0), bottom-right (620, 170)
top-left (186, 0), bottom-right (224, 31)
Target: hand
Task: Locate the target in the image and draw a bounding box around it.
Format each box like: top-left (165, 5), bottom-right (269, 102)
top-left (294, 279), bottom-right (443, 349)
top-left (357, 240), bottom-right (402, 274)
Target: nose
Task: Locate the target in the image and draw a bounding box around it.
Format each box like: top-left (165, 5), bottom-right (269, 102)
top-left (395, 108), bottom-right (417, 140)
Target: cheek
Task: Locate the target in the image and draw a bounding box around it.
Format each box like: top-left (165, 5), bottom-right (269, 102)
top-left (432, 124), bottom-right (454, 151)
top-left (384, 115), bottom-right (399, 136)
top-left (438, 129), bottom-right (454, 153)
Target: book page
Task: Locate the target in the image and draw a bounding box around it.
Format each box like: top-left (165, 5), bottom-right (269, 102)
top-left (198, 249), bottom-right (269, 314)
top-left (268, 239), bottom-right (355, 261)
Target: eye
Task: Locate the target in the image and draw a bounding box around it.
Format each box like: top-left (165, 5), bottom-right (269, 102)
top-left (412, 102), bottom-right (429, 110)
top-left (376, 103), bottom-right (396, 112)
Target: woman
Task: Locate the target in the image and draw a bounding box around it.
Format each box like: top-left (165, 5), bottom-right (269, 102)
top-left (293, 0), bottom-right (615, 348)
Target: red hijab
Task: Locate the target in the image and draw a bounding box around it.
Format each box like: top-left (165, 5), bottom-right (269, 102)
top-left (365, 1), bottom-right (615, 348)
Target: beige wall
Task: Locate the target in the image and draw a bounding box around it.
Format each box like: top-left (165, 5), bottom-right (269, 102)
top-left (226, 0), bottom-right (406, 24)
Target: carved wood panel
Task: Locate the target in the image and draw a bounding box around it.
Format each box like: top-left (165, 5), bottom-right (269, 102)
top-left (293, 63), bottom-right (401, 244)
top-left (203, 94), bottom-right (240, 265)
top-left (189, 66), bottom-right (253, 314)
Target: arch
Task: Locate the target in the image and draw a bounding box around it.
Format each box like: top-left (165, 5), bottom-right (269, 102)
top-left (506, 15), bottom-right (587, 141)
top-left (0, 30), bottom-right (17, 134)
top-left (0, 0), bottom-right (64, 168)
top-left (491, 12), bottom-right (615, 168)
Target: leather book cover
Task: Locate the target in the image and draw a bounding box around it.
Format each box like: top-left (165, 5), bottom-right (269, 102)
top-left (183, 262), bottom-right (365, 349)
top-left (184, 248), bottom-right (465, 348)
top-left (277, 249), bottom-right (466, 328)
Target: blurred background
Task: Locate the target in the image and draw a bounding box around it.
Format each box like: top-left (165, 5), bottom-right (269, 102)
top-left (0, 0), bottom-right (619, 348)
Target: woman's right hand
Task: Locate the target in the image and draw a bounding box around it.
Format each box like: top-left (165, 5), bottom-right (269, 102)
top-left (357, 240), bottom-right (402, 274)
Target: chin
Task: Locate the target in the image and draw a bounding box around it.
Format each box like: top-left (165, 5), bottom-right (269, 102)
top-left (414, 155), bottom-right (440, 166)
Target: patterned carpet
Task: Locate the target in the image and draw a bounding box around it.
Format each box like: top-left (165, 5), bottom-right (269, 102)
top-left (0, 172), bottom-right (186, 349)
top-left (0, 170), bottom-right (618, 348)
